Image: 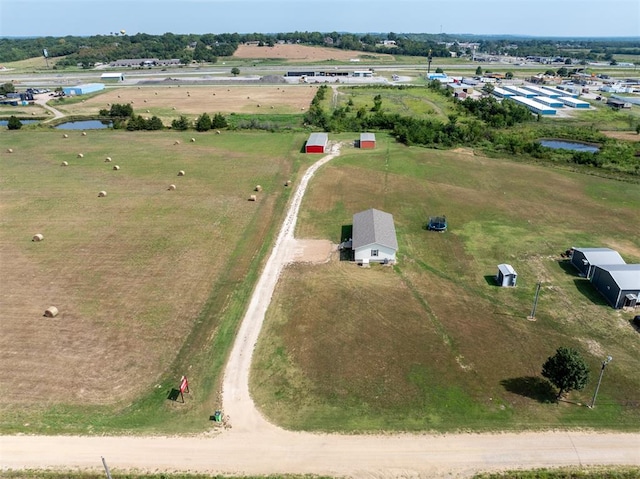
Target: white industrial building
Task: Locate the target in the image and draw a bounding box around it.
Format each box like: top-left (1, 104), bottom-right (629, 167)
top-left (512, 96), bottom-right (557, 115)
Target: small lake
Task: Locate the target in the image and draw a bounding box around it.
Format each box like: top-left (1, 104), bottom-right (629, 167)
top-left (0, 119), bottom-right (39, 126)
top-left (538, 139), bottom-right (600, 153)
top-left (55, 120), bottom-right (112, 130)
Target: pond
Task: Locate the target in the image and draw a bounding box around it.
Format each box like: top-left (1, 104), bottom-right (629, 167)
top-left (55, 120), bottom-right (112, 130)
top-left (538, 139), bottom-right (600, 153)
top-left (0, 119), bottom-right (39, 126)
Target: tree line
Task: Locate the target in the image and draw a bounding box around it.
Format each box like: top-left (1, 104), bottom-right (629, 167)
top-left (2, 32), bottom-right (637, 67)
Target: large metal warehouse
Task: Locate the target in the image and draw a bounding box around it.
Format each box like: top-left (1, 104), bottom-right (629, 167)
top-left (559, 97), bottom-right (590, 109)
top-left (492, 87), bottom-right (515, 99)
top-left (352, 208), bottom-right (398, 265)
top-left (305, 132), bottom-right (328, 153)
top-left (62, 83), bottom-right (105, 96)
top-left (503, 86), bottom-right (537, 98)
top-left (570, 247), bottom-right (625, 279)
top-left (512, 96), bottom-right (556, 115)
top-left (590, 264), bottom-right (640, 309)
top-left (523, 85), bottom-right (556, 97)
top-left (534, 96), bottom-right (564, 108)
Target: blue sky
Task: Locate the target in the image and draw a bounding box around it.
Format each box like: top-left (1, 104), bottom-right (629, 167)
top-left (1, 0), bottom-right (638, 37)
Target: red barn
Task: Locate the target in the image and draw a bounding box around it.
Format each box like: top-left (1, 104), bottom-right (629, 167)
top-left (305, 132), bottom-right (328, 153)
top-left (360, 132), bottom-right (376, 149)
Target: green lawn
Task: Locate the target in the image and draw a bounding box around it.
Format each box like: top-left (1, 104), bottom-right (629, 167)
top-left (252, 132), bottom-right (640, 432)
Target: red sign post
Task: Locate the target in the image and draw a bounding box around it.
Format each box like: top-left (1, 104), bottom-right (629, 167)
top-left (179, 375), bottom-right (189, 403)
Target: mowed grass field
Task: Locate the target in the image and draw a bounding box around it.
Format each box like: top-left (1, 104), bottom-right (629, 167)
top-left (252, 133), bottom-right (640, 432)
top-left (0, 128), bottom-right (311, 433)
top-left (52, 85), bottom-right (320, 123)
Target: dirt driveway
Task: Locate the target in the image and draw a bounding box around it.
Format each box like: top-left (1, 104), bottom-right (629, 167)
top-left (1, 143), bottom-right (639, 478)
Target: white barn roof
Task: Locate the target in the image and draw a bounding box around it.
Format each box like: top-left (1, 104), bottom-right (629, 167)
top-left (352, 208), bottom-right (398, 250)
top-left (360, 133), bottom-right (376, 142)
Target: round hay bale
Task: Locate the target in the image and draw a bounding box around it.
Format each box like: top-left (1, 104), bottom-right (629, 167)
top-left (257, 104), bottom-right (260, 107)
top-left (248, 194), bottom-right (257, 201)
top-left (105, 157), bottom-right (112, 162)
top-left (113, 165), bottom-right (120, 170)
top-left (172, 107), bottom-right (176, 110)
top-left (174, 140), bottom-right (180, 145)
top-left (168, 184), bottom-right (176, 191)
top-left (63, 134), bottom-right (69, 138)
top-left (144, 99), bottom-right (147, 102)
top-left (216, 130), bottom-right (221, 135)
top-left (44, 306), bottom-right (59, 318)
top-left (285, 180), bottom-right (292, 187)
top-left (254, 185), bottom-right (262, 192)
top-left (155, 92), bottom-right (158, 95)
top-left (7, 148), bottom-right (14, 153)
top-left (98, 190), bottom-right (107, 197)
top-left (77, 153), bottom-right (84, 158)
top-left (32, 233), bottom-right (44, 242)
top-left (81, 131), bottom-right (87, 136)
top-left (270, 106), bottom-right (274, 109)
top-left (178, 170), bottom-right (185, 176)
top-left (190, 137), bottom-right (196, 142)
top-left (118, 95), bottom-right (121, 98)
top-left (146, 109), bottom-right (150, 113)
top-left (61, 161), bottom-right (68, 166)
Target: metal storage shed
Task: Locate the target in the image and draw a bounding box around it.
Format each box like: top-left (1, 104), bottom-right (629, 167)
top-left (305, 132), bottom-right (328, 153)
top-left (101, 72), bottom-right (125, 81)
top-left (570, 247), bottom-right (625, 279)
top-left (496, 264), bottom-right (517, 287)
top-left (352, 208), bottom-right (398, 264)
top-left (62, 83), bottom-right (105, 96)
top-left (360, 133), bottom-right (376, 149)
top-left (590, 264), bottom-right (640, 309)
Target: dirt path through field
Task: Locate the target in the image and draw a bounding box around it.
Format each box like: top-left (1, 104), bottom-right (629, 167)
top-left (34, 94), bottom-right (65, 122)
top-left (1, 143), bottom-right (639, 477)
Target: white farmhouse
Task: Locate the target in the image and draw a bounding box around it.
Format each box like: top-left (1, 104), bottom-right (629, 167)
top-left (352, 208), bottom-right (398, 265)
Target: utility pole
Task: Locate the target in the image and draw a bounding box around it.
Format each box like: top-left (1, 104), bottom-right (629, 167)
top-left (101, 456), bottom-right (113, 479)
top-left (589, 356), bottom-right (612, 408)
top-left (427, 49), bottom-right (433, 75)
top-left (528, 281), bottom-right (541, 320)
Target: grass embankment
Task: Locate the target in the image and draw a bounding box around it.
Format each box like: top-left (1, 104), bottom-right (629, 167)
top-left (252, 133), bottom-right (640, 432)
top-left (0, 129), bottom-right (313, 434)
top-left (2, 468), bottom-right (639, 479)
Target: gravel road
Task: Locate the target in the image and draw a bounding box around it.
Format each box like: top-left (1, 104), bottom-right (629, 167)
top-left (1, 143), bottom-right (638, 478)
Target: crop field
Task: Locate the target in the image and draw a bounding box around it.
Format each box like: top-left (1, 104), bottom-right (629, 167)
top-left (233, 43), bottom-right (395, 62)
top-left (51, 85), bottom-right (320, 122)
top-left (0, 128), bottom-right (310, 433)
top-left (252, 133), bottom-right (640, 432)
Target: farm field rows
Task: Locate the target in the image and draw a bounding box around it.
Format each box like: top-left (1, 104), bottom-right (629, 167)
top-left (252, 134), bottom-right (640, 432)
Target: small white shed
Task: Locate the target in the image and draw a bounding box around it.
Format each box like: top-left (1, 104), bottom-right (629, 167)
top-left (496, 264), bottom-right (517, 287)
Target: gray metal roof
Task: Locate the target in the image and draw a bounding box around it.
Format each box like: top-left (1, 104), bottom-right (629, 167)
top-left (573, 247), bottom-right (625, 266)
top-left (498, 263), bottom-right (517, 276)
top-left (360, 133), bottom-right (376, 142)
top-left (307, 132), bottom-right (328, 147)
top-left (595, 264), bottom-right (640, 290)
top-left (352, 208), bottom-right (398, 250)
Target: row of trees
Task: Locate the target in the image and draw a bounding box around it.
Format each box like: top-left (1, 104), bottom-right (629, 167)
top-left (3, 32), bottom-right (637, 65)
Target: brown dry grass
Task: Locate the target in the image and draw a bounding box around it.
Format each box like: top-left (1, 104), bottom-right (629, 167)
top-left (54, 85), bottom-right (319, 119)
top-left (233, 43), bottom-right (394, 62)
top-left (0, 130), bottom-right (298, 409)
top-left (601, 130), bottom-right (640, 141)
